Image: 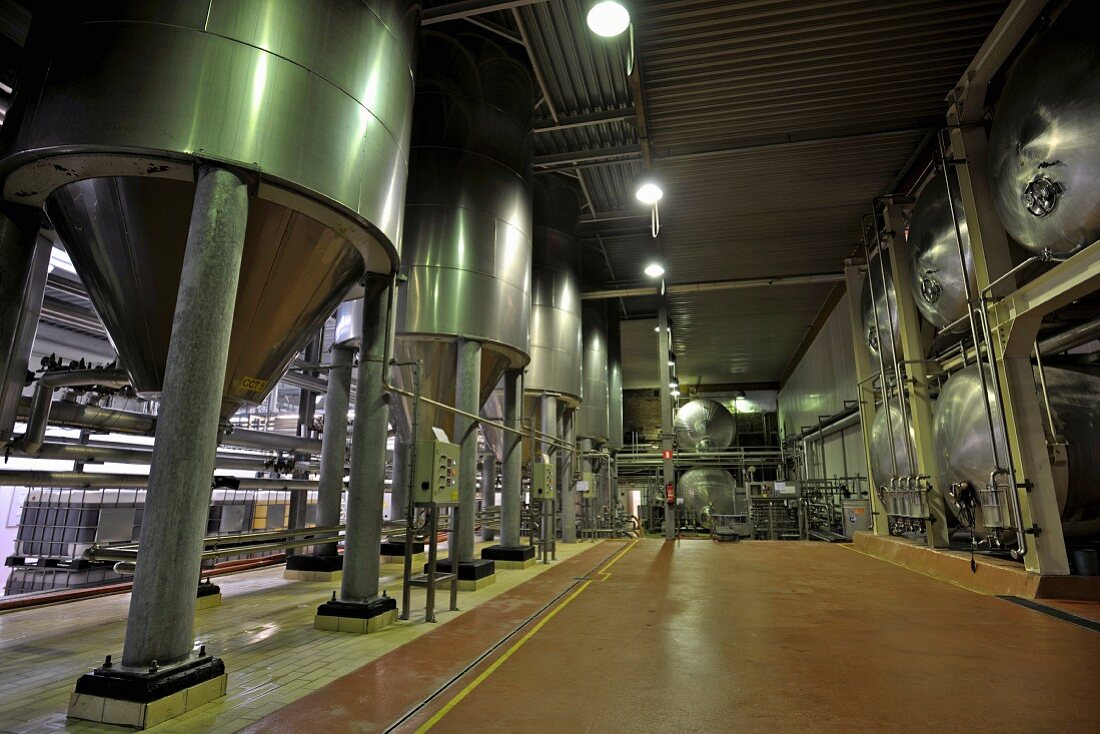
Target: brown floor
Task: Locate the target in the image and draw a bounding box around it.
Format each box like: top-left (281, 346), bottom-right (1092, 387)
top-left (249, 540), bottom-right (1100, 734)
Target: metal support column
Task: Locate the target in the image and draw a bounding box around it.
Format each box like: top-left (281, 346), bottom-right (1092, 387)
top-left (881, 203), bottom-right (951, 547)
top-left (949, 123), bottom-right (1069, 574)
top-left (657, 297), bottom-right (676, 540)
top-left (340, 277), bottom-right (391, 601)
top-left (313, 343), bottom-right (355, 557)
top-left (844, 262), bottom-right (889, 535)
top-left (501, 369), bottom-right (523, 548)
top-left (560, 407), bottom-right (576, 542)
top-left (0, 204), bottom-right (48, 443)
top-left (122, 167), bottom-right (248, 667)
top-left (454, 338), bottom-right (481, 562)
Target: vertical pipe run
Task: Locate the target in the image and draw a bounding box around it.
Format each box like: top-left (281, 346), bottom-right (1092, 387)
top-left (340, 277), bottom-right (391, 602)
top-left (561, 407), bottom-right (576, 542)
top-left (540, 394), bottom-right (558, 548)
top-left (455, 338), bottom-right (481, 562)
top-left (314, 343), bottom-right (355, 558)
top-left (480, 454), bottom-right (496, 541)
top-left (390, 437), bottom-right (408, 522)
top-left (122, 167), bottom-right (248, 668)
top-left (501, 369), bottom-right (523, 548)
top-left (657, 298), bottom-right (676, 540)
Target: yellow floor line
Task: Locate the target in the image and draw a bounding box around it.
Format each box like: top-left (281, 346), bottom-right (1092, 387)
top-left (415, 540), bottom-right (639, 733)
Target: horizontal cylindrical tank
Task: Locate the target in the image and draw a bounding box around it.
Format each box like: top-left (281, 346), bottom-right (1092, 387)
top-left (1, 1), bottom-right (417, 416)
top-left (680, 468), bottom-right (737, 523)
top-left (908, 170), bottom-right (975, 330)
top-left (933, 364), bottom-right (1100, 536)
top-left (988, 2), bottom-right (1100, 254)
top-left (394, 30), bottom-right (534, 439)
top-left (868, 402), bottom-right (915, 487)
top-left (860, 250), bottom-right (899, 364)
top-left (674, 398), bottom-right (735, 450)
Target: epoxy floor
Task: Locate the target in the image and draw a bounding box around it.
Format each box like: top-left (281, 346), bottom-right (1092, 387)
top-left (0, 540), bottom-right (594, 734)
top-left (3, 540), bottom-right (1099, 733)
top-left (257, 539), bottom-right (1100, 734)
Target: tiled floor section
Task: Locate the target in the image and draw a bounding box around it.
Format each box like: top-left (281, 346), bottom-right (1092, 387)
top-left (0, 540), bottom-right (598, 734)
top-left (390, 540), bottom-right (1100, 733)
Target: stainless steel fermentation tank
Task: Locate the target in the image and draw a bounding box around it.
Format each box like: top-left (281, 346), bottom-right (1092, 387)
top-left (933, 364), bottom-right (1100, 537)
top-left (674, 398), bottom-right (735, 450)
top-left (577, 298), bottom-right (611, 444)
top-left (868, 403), bottom-right (915, 486)
top-left (860, 250), bottom-right (899, 364)
top-left (680, 468), bottom-right (737, 526)
top-left (988, 2), bottom-right (1100, 255)
top-left (393, 30), bottom-right (534, 439)
top-left (908, 170), bottom-right (976, 330)
top-left (482, 176), bottom-right (583, 460)
top-left (0, 1), bottom-right (418, 417)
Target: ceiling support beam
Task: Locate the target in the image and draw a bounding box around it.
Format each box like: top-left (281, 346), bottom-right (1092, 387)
top-left (533, 107), bottom-right (635, 133)
top-left (422, 0), bottom-right (549, 25)
top-left (582, 272), bottom-right (845, 300)
top-left (533, 144), bottom-right (643, 169)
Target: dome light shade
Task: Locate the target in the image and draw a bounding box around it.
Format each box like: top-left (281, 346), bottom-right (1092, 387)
top-left (635, 181), bottom-right (663, 205)
top-left (644, 262), bottom-right (665, 278)
top-left (587, 1), bottom-right (630, 38)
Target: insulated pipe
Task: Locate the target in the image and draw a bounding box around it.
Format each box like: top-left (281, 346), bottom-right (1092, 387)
top-left (1037, 316), bottom-right (1100, 355)
top-left (340, 277), bottom-right (391, 603)
top-left (501, 368), bottom-right (523, 548)
top-left (11, 441), bottom-right (292, 471)
top-left (11, 368), bottom-right (131, 453)
top-left (314, 343), bottom-right (355, 559)
top-left (122, 166), bottom-right (249, 669)
top-left (14, 396), bottom-right (322, 454)
top-left (0, 470), bottom-right (316, 490)
top-left (455, 338), bottom-right (482, 563)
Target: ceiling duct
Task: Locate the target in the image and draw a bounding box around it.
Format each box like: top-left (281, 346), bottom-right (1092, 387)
top-left (0, 1), bottom-right (418, 417)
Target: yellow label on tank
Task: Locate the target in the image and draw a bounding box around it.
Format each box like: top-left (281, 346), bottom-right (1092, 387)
top-left (240, 376), bottom-right (269, 392)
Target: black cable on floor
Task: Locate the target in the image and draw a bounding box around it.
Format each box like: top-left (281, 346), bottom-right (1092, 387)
top-left (996, 595), bottom-right (1100, 634)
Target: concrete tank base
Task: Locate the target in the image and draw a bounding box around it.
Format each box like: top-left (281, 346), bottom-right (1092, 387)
top-left (314, 597), bottom-right (398, 635)
top-left (68, 654), bottom-right (226, 728)
top-left (482, 544), bottom-right (537, 570)
top-left (425, 559), bottom-right (497, 591)
top-left (852, 532), bottom-right (1100, 600)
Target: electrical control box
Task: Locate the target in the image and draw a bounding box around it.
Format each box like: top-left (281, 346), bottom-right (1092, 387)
top-left (531, 461), bottom-right (555, 501)
top-left (578, 471), bottom-right (597, 499)
top-left (412, 439), bottom-right (460, 505)
top-left (841, 499), bottom-right (873, 537)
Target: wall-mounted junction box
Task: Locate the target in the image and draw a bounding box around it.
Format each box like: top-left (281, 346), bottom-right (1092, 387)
top-left (413, 440), bottom-right (460, 505)
top-left (531, 461), bottom-right (555, 501)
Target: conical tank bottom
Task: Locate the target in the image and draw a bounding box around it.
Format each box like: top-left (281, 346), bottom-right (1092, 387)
top-left (46, 176), bottom-right (366, 418)
top-left (391, 338), bottom-right (513, 442)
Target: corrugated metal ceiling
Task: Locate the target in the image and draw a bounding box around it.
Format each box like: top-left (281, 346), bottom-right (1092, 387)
top-left (515, 0), bottom-right (1006, 387)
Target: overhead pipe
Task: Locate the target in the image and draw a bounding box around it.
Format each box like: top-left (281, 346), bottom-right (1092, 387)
top-left (581, 272), bottom-right (844, 300)
top-left (10, 368), bottom-right (131, 454)
top-left (0, 470), bottom-right (317, 490)
top-left (13, 440), bottom-right (305, 472)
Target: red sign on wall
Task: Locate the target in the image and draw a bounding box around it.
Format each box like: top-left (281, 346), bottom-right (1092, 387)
top-left (662, 449), bottom-right (673, 460)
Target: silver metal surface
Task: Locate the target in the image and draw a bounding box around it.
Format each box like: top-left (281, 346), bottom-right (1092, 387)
top-left (680, 468), bottom-right (738, 525)
top-left (334, 298), bottom-right (364, 347)
top-left (394, 30), bottom-right (534, 440)
top-left (860, 250), bottom-right (899, 363)
top-left (0, 219), bottom-right (48, 443)
top-left (933, 364), bottom-right (1100, 535)
top-left (48, 178), bottom-right (365, 416)
top-left (1, 1), bottom-right (418, 416)
top-left (674, 398), bottom-right (736, 450)
top-left (909, 170), bottom-right (975, 329)
top-left (988, 3), bottom-right (1100, 254)
top-left (576, 302), bottom-right (610, 443)
top-left (869, 402), bottom-right (915, 487)
top-left (526, 176), bottom-right (583, 403)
